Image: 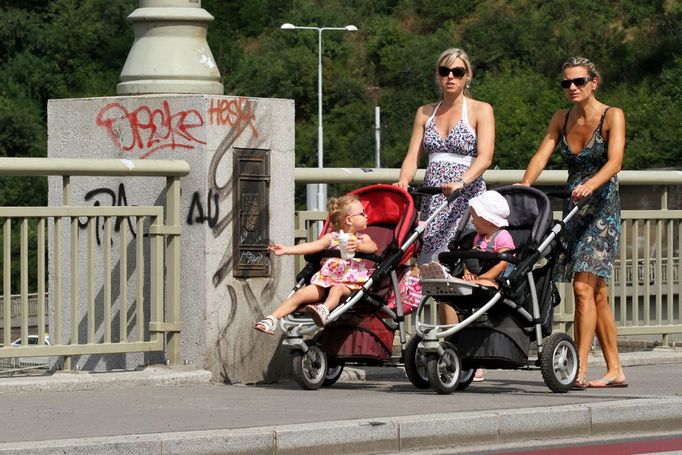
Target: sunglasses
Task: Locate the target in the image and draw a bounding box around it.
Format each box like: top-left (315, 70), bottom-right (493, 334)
top-left (438, 66), bottom-right (467, 78)
top-left (560, 76), bottom-right (594, 89)
top-left (349, 211), bottom-right (367, 218)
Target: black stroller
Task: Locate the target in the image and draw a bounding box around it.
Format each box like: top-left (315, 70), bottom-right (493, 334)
top-left (279, 184), bottom-right (429, 390)
top-left (414, 185), bottom-right (583, 394)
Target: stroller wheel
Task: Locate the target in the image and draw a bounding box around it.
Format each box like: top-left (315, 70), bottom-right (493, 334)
top-left (292, 343), bottom-right (328, 390)
top-left (404, 335), bottom-right (430, 389)
top-left (456, 368), bottom-right (475, 391)
top-left (426, 341), bottom-right (461, 395)
top-left (540, 332), bottom-right (579, 393)
top-left (322, 365), bottom-right (344, 387)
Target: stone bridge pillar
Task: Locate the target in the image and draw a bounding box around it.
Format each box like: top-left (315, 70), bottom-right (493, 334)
top-left (48, 95), bottom-right (295, 384)
top-left (46, 0), bottom-right (296, 384)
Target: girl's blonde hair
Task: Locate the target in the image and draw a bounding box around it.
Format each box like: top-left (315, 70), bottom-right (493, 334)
top-left (327, 194), bottom-right (361, 231)
top-left (436, 48), bottom-right (473, 96)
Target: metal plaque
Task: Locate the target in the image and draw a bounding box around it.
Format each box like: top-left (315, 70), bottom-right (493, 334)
top-left (233, 148), bottom-right (270, 278)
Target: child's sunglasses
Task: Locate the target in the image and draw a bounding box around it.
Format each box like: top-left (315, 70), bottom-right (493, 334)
top-left (560, 76), bottom-right (594, 89)
top-left (438, 66), bottom-right (467, 78)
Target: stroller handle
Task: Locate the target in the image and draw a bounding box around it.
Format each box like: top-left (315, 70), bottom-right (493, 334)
top-left (408, 185), bottom-right (462, 204)
top-left (544, 189), bottom-right (591, 209)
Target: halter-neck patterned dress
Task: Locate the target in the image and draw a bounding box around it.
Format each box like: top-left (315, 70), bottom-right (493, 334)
top-left (419, 97), bottom-right (485, 264)
top-left (554, 108), bottom-right (621, 282)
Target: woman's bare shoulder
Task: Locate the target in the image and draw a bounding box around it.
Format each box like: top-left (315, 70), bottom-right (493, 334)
top-left (417, 101), bottom-right (439, 115)
top-left (468, 98), bottom-right (494, 118)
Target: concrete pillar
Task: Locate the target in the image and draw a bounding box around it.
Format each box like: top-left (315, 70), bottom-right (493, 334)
top-left (47, 95), bottom-right (295, 383)
top-left (117, 0), bottom-right (223, 95)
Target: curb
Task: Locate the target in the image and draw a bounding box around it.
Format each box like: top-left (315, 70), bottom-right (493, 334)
top-left (1, 397), bottom-right (680, 455)
top-left (0, 365), bottom-right (212, 394)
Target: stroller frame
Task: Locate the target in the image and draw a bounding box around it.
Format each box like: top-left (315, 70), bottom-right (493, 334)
top-left (415, 185), bottom-right (585, 394)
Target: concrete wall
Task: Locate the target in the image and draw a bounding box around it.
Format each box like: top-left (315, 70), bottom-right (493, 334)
top-left (47, 94), bottom-right (295, 383)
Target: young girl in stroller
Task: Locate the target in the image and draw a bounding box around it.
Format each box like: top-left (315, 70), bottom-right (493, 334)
top-left (420, 190), bottom-right (515, 382)
top-left (255, 194), bottom-right (378, 334)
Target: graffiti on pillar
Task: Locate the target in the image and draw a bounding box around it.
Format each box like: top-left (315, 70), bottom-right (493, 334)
top-left (78, 183), bottom-right (137, 245)
top-left (95, 100), bottom-right (206, 159)
top-left (207, 97), bottom-right (260, 287)
top-left (187, 190), bottom-right (220, 228)
top-left (207, 97), bottom-right (258, 135)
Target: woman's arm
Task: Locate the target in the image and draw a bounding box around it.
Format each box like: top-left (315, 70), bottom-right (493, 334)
top-left (572, 108), bottom-right (625, 200)
top-left (519, 110), bottom-right (564, 186)
top-left (395, 105), bottom-right (429, 189)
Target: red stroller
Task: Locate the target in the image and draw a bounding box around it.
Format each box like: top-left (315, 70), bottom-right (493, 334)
top-left (279, 184), bottom-right (428, 390)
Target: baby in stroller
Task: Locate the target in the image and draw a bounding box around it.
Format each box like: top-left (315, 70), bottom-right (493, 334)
top-left (255, 194), bottom-right (378, 335)
top-left (420, 190), bottom-right (515, 382)
top-left (416, 185), bottom-right (579, 394)
top-left (420, 190), bottom-right (515, 288)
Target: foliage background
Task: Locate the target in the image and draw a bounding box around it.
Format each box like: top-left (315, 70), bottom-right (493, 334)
top-left (1, 0), bottom-right (681, 290)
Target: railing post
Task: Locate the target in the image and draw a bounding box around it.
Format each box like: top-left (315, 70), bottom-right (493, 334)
top-left (165, 175), bottom-right (182, 365)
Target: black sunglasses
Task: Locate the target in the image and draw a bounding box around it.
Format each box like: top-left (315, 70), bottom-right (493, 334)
top-left (560, 76), bottom-right (594, 89)
top-left (438, 66), bottom-right (467, 78)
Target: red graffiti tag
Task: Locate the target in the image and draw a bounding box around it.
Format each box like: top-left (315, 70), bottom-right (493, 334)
top-left (96, 100), bottom-right (206, 159)
top-left (208, 98), bottom-right (259, 138)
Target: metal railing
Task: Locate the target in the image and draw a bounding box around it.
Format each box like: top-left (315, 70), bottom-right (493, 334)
top-left (293, 168), bottom-right (682, 346)
top-left (0, 293), bottom-right (47, 323)
top-left (0, 158), bottom-right (189, 369)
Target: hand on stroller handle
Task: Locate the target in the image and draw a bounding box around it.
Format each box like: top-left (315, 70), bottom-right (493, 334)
top-left (408, 185), bottom-right (462, 203)
top-left (543, 189), bottom-right (591, 208)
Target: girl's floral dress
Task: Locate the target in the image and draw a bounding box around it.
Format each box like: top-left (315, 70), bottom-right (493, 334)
top-left (310, 232), bottom-right (375, 289)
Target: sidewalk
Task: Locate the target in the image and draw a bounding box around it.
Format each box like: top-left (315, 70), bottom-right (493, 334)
top-left (0, 348), bottom-right (681, 454)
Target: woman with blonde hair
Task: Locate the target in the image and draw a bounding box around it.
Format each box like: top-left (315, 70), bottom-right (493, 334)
top-left (394, 47), bottom-right (496, 329)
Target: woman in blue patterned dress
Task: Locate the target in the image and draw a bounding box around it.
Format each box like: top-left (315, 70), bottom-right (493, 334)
top-left (519, 57), bottom-right (626, 389)
top-left (394, 48), bottom-right (495, 265)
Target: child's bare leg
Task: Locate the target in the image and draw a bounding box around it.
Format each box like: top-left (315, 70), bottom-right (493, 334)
top-left (438, 303), bottom-right (459, 325)
top-left (271, 285), bottom-right (326, 319)
top-left (322, 284), bottom-right (352, 312)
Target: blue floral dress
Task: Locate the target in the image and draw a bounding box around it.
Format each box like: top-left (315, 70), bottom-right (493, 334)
top-left (419, 98), bottom-right (485, 264)
top-left (554, 108), bottom-right (621, 282)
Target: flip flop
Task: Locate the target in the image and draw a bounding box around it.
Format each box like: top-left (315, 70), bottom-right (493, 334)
top-left (586, 377), bottom-right (628, 388)
top-left (572, 378), bottom-right (588, 390)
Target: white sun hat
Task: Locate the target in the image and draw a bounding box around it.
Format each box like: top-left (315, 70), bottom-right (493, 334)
top-left (469, 190), bottom-right (510, 227)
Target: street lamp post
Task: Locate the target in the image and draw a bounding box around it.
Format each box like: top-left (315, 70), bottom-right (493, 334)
top-left (281, 23), bottom-right (358, 212)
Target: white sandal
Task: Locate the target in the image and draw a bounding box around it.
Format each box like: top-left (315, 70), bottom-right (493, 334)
top-left (305, 305), bottom-right (329, 327)
top-left (255, 316), bottom-right (278, 335)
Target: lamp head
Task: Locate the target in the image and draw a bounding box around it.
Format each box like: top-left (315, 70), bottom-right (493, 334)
top-left (345, 25), bottom-right (358, 32)
top-left (281, 23), bottom-right (296, 30)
